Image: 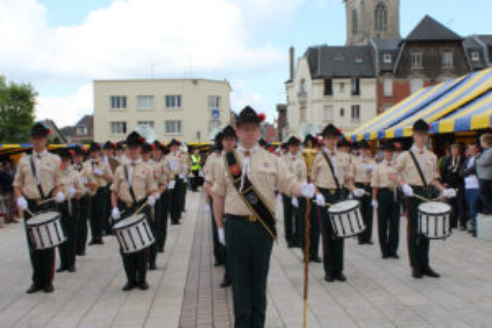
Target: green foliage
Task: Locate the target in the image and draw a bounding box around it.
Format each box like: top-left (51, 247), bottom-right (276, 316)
top-left (0, 76), bottom-right (37, 143)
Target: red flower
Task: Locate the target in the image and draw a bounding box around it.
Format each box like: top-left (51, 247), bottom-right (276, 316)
top-left (151, 144), bottom-right (155, 150)
top-left (258, 113), bottom-right (266, 122)
top-left (46, 128), bottom-right (51, 135)
top-left (69, 150), bottom-right (74, 156)
top-left (139, 136), bottom-right (146, 142)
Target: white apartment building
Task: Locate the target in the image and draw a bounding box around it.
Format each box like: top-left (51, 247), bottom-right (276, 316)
top-left (93, 78), bottom-right (231, 143)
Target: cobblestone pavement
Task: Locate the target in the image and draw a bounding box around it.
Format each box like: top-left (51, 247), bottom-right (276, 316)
top-left (1, 191), bottom-right (492, 327)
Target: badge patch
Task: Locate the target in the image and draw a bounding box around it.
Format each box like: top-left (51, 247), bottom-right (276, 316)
top-left (246, 192), bottom-right (258, 205)
top-left (230, 163), bottom-right (240, 176)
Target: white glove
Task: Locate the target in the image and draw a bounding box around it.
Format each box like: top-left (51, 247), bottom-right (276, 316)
top-left (402, 184), bottom-right (414, 197)
top-left (93, 168), bottom-right (103, 176)
top-left (155, 192), bottom-right (161, 200)
top-left (147, 196), bottom-right (156, 206)
top-left (363, 164), bottom-right (373, 172)
top-left (67, 186), bottom-right (76, 198)
top-left (112, 207), bottom-right (121, 220)
top-left (276, 194), bottom-right (282, 202)
top-left (371, 199), bottom-right (378, 208)
top-left (315, 193), bottom-right (326, 207)
top-left (204, 203), bottom-right (211, 213)
top-left (17, 197), bottom-right (28, 211)
top-left (353, 188), bottom-right (365, 198)
top-left (168, 180), bottom-right (176, 190)
top-left (218, 227), bottom-right (226, 245)
top-left (82, 177), bottom-right (88, 184)
top-left (348, 193), bottom-right (354, 199)
top-left (442, 188), bottom-right (457, 199)
top-left (301, 182), bottom-right (316, 198)
top-left (55, 192), bottom-right (66, 203)
top-left (179, 173), bottom-right (186, 179)
top-left (291, 197), bottom-right (299, 208)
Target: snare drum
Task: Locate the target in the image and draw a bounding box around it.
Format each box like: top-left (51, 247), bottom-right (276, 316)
top-left (113, 214), bottom-right (154, 253)
top-left (418, 202), bottom-right (451, 239)
top-left (327, 200), bottom-right (366, 238)
top-left (27, 211), bottom-right (66, 250)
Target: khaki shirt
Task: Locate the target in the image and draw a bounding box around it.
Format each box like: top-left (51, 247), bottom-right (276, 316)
top-left (83, 158), bottom-right (113, 191)
top-left (144, 159), bottom-right (167, 188)
top-left (212, 148), bottom-right (299, 216)
top-left (111, 161), bottom-right (157, 203)
top-left (163, 151), bottom-right (186, 180)
top-left (280, 153), bottom-right (307, 184)
top-left (311, 149), bottom-right (353, 189)
top-left (371, 161), bottom-right (398, 189)
top-left (60, 167), bottom-right (85, 198)
top-left (204, 152), bottom-right (222, 184)
top-left (14, 152), bottom-right (61, 200)
top-left (351, 156), bottom-right (376, 184)
top-left (394, 147), bottom-right (439, 187)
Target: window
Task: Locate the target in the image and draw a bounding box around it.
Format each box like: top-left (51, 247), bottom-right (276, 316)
top-left (137, 95), bottom-right (154, 110)
top-left (351, 105), bottom-right (361, 120)
top-left (383, 54), bottom-right (392, 63)
top-left (351, 78), bottom-right (360, 95)
top-left (300, 79), bottom-right (307, 93)
top-left (472, 52), bottom-right (480, 62)
top-left (323, 105), bottom-right (333, 122)
top-left (340, 108), bottom-right (345, 117)
top-left (110, 96), bottom-right (127, 110)
top-left (111, 122), bottom-right (127, 134)
top-left (410, 78), bottom-right (424, 94)
top-left (324, 79), bottom-right (333, 96)
top-left (300, 107), bottom-right (307, 122)
top-left (137, 121), bottom-right (154, 129)
top-left (443, 52), bottom-right (453, 67)
top-left (383, 78), bottom-right (393, 97)
top-left (76, 126), bottom-right (87, 135)
top-left (209, 96), bottom-right (220, 109)
top-left (165, 95), bottom-right (182, 108)
top-left (352, 9), bottom-right (358, 34)
top-left (355, 56), bottom-right (363, 64)
top-left (340, 82), bottom-right (345, 92)
top-left (165, 120), bottom-right (182, 134)
top-left (411, 53), bottom-right (422, 68)
top-left (375, 2), bottom-right (388, 32)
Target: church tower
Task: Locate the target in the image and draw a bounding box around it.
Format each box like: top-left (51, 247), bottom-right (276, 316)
top-left (346, 0), bottom-right (401, 45)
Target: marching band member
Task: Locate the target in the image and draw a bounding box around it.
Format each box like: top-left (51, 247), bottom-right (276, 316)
top-left (311, 124), bottom-right (365, 283)
top-left (84, 142), bottom-right (113, 245)
top-left (111, 132), bottom-right (157, 291)
top-left (391, 119), bottom-right (456, 279)
top-left (371, 142), bottom-right (400, 259)
top-left (14, 123), bottom-right (65, 293)
top-left (73, 146), bottom-right (90, 256)
top-left (212, 106), bottom-right (316, 327)
top-left (57, 149), bottom-right (84, 273)
top-left (351, 140), bottom-right (376, 245)
top-left (163, 139), bottom-right (186, 225)
top-left (152, 141), bottom-right (170, 253)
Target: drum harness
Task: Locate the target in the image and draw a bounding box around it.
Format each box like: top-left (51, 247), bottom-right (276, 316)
top-left (123, 164), bottom-right (149, 220)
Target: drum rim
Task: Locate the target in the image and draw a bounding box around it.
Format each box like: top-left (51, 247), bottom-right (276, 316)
top-left (26, 211), bottom-right (62, 227)
top-left (328, 200), bottom-right (361, 214)
top-left (113, 214), bottom-right (148, 231)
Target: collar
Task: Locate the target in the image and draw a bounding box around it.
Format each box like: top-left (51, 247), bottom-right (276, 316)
top-left (288, 152), bottom-right (300, 159)
top-left (323, 147), bottom-right (337, 156)
top-left (129, 158), bottom-right (142, 165)
top-left (411, 145), bottom-right (427, 153)
top-left (237, 144), bottom-right (260, 154)
top-left (33, 150), bottom-right (48, 157)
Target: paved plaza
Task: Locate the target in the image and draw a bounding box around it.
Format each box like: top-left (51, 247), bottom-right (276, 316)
top-left (1, 191), bottom-right (492, 328)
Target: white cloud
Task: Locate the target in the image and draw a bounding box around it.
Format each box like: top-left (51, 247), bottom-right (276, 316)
top-left (0, 0), bottom-right (306, 126)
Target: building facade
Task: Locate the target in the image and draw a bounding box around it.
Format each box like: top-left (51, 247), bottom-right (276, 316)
top-left (93, 79), bottom-right (231, 143)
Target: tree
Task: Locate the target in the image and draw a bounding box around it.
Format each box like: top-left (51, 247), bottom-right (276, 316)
top-left (0, 76), bottom-right (37, 143)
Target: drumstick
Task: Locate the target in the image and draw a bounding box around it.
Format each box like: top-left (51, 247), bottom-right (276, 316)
top-left (412, 194), bottom-right (433, 202)
top-left (25, 209), bottom-right (36, 217)
top-left (134, 202), bottom-right (148, 215)
top-left (310, 199), bottom-right (334, 207)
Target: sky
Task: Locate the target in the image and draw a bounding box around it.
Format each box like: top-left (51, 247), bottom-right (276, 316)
top-left (0, 0), bottom-right (491, 127)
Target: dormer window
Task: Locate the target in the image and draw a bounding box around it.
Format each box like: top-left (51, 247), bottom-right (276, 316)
top-left (472, 52), bottom-right (480, 62)
top-left (334, 54), bottom-right (344, 62)
top-left (383, 54), bottom-right (392, 64)
top-left (355, 56), bottom-right (363, 64)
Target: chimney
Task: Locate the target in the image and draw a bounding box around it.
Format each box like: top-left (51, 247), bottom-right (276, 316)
top-left (289, 46), bottom-right (295, 81)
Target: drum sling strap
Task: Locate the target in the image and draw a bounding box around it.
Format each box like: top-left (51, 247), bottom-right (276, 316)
top-left (224, 150), bottom-right (277, 240)
top-left (321, 152), bottom-right (342, 196)
top-left (124, 164), bottom-right (138, 207)
top-left (409, 151), bottom-right (432, 197)
top-left (30, 155), bottom-right (54, 201)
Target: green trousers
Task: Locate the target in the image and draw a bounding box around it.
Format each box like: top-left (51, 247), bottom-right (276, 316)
top-left (90, 188), bottom-right (107, 241)
top-left (59, 199), bottom-right (79, 269)
top-left (225, 215), bottom-right (273, 328)
top-left (407, 186), bottom-right (432, 272)
top-left (282, 194), bottom-right (296, 246)
top-left (76, 195), bottom-right (90, 254)
top-left (318, 189), bottom-right (344, 276)
top-left (377, 189), bottom-right (400, 257)
top-left (157, 191), bottom-right (169, 252)
top-left (356, 183), bottom-right (373, 243)
top-left (24, 199), bottom-right (56, 287)
top-left (170, 178), bottom-right (182, 224)
top-left (210, 198), bottom-right (225, 265)
top-left (148, 200), bottom-right (160, 267)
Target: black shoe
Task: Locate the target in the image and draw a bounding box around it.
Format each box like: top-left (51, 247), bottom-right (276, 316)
top-left (366, 240), bottom-right (374, 245)
top-left (358, 239), bottom-right (364, 245)
top-left (67, 266), bottom-right (76, 273)
top-left (158, 247), bottom-right (164, 253)
top-left (95, 239), bottom-right (104, 245)
top-left (56, 266), bottom-right (66, 273)
top-left (324, 274), bottom-right (335, 282)
top-left (310, 256), bottom-right (322, 263)
top-left (26, 284), bottom-right (42, 294)
top-left (334, 272), bottom-right (347, 282)
top-left (390, 254), bottom-right (400, 259)
top-left (423, 267), bottom-right (440, 278)
top-left (77, 250), bottom-right (86, 256)
top-left (122, 282), bottom-right (135, 291)
top-left (412, 269), bottom-right (423, 279)
top-left (149, 264), bottom-right (157, 270)
top-left (43, 283), bottom-right (54, 293)
top-left (472, 231), bottom-right (477, 237)
top-left (88, 239), bottom-right (96, 246)
top-left (213, 261), bottom-right (224, 267)
top-left (382, 254), bottom-right (389, 260)
top-left (220, 277), bottom-right (232, 288)
top-left (139, 282), bottom-right (149, 290)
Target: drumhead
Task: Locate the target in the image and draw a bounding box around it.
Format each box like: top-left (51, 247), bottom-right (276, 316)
top-left (113, 213), bottom-right (147, 230)
top-left (27, 211), bottom-right (61, 226)
top-left (329, 200), bottom-right (360, 214)
top-left (418, 202), bottom-right (451, 214)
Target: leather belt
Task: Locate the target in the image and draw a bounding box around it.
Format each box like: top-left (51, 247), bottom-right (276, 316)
top-left (226, 214), bottom-right (258, 222)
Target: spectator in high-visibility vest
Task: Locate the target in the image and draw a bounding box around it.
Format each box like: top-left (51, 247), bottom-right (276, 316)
top-left (190, 148), bottom-right (202, 192)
